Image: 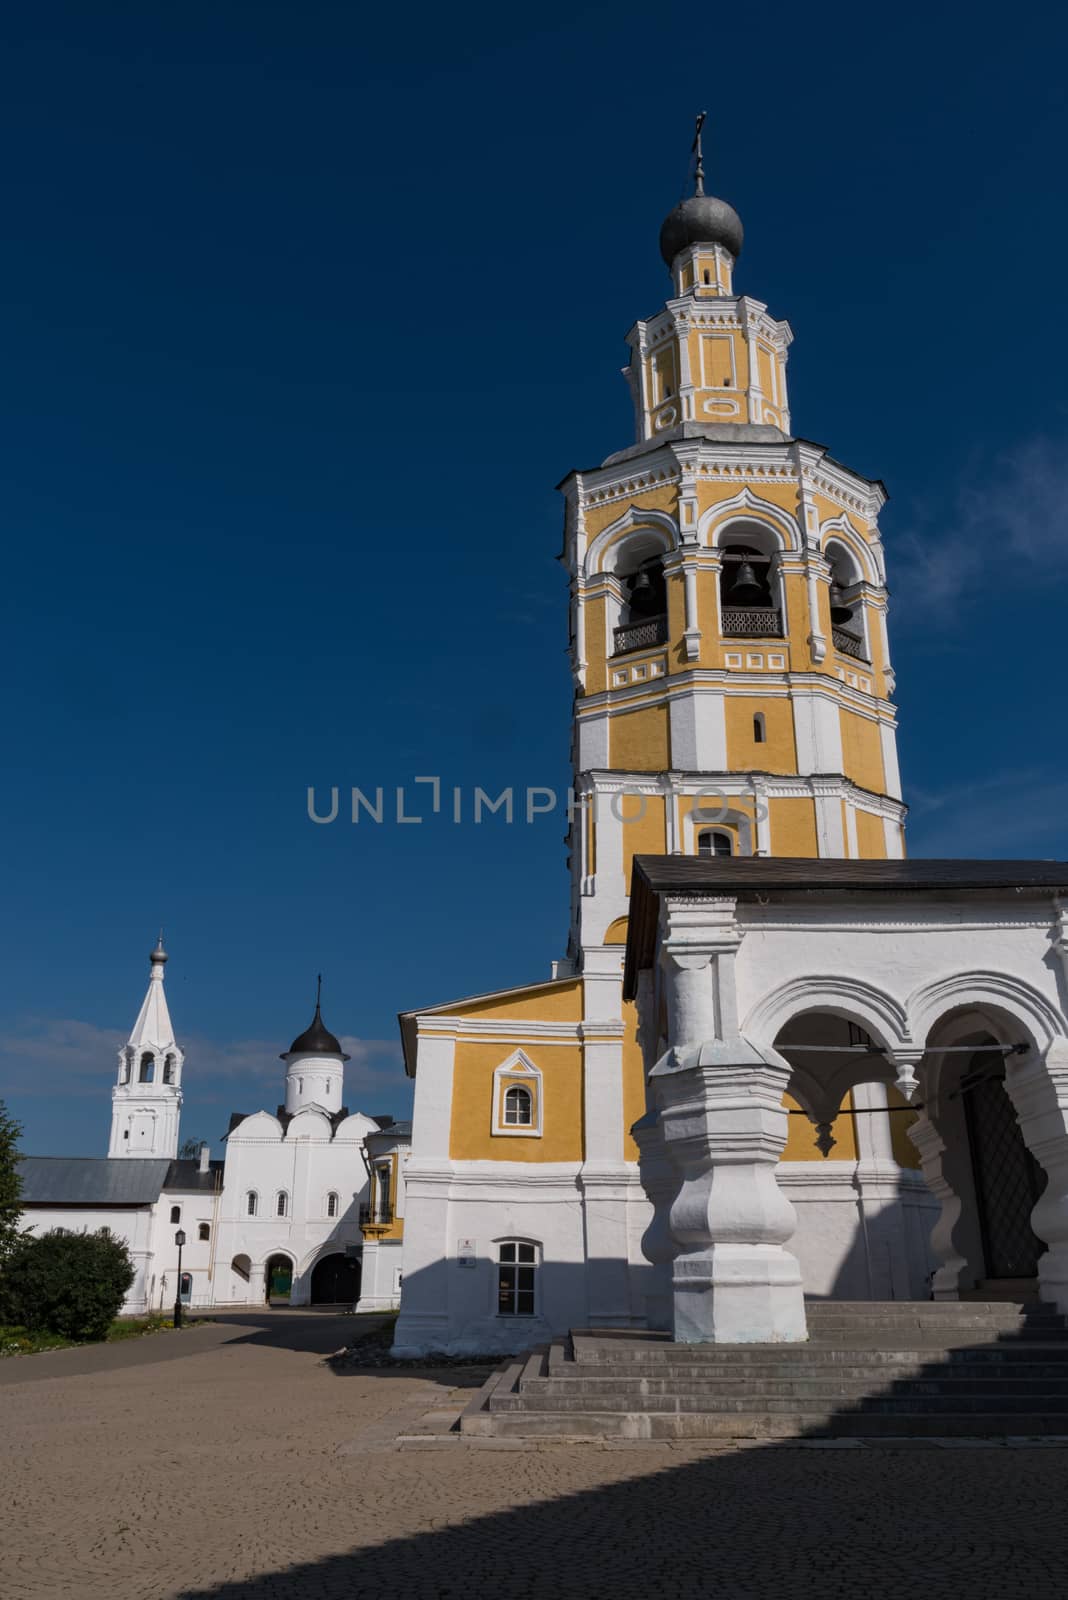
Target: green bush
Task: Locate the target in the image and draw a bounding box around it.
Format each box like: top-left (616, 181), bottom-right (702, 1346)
top-left (0, 1228), bottom-right (135, 1342)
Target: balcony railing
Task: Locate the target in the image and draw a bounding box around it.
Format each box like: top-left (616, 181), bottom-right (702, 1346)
top-left (612, 615), bottom-right (668, 656)
top-left (831, 626), bottom-right (869, 661)
top-left (721, 606), bottom-right (783, 638)
top-left (358, 1204), bottom-right (393, 1227)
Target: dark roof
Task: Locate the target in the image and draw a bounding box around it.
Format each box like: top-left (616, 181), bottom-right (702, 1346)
top-left (281, 1001), bottom-right (350, 1060)
top-left (226, 1106), bottom-right (353, 1139)
top-left (162, 1158), bottom-right (225, 1193)
top-left (624, 856), bottom-right (1068, 998)
top-left (18, 1156), bottom-right (171, 1206)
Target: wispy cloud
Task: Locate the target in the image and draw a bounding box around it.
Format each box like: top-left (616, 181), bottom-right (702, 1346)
top-left (906, 764), bottom-right (1068, 858)
top-left (895, 435), bottom-right (1068, 614)
top-left (0, 1018), bottom-right (406, 1113)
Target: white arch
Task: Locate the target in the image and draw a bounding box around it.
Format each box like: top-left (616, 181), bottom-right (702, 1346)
top-left (742, 974), bottom-right (911, 1054)
top-left (698, 487), bottom-right (802, 554)
top-left (296, 1237), bottom-right (360, 1278)
top-left (907, 970), bottom-right (1068, 1055)
top-left (584, 506), bottom-right (678, 578)
top-left (820, 513), bottom-right (879, 585)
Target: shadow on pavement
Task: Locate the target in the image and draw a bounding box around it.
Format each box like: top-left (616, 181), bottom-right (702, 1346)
top-left (170, 1421), bottom-right (1068, 1600)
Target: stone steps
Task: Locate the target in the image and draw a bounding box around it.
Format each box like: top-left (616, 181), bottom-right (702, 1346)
top-left (460, 1301), bottom-right (1068, 1440)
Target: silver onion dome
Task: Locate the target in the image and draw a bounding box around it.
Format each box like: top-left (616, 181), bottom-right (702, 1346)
top-left (659, 192), bottom-right (744, 268)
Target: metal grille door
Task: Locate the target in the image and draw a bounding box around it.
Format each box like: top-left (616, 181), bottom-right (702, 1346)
top-left (964, 1071), bottom-right (1046, 1279)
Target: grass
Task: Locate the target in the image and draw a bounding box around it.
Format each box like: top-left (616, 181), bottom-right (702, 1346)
top-left (0, 1314), bottom-right (193, 1357)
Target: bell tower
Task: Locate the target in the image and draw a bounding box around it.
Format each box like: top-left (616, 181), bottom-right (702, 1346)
top-left (559, 122), bottom-right (905, 973)
top-left (108, 936), bottom-right (184, 1159)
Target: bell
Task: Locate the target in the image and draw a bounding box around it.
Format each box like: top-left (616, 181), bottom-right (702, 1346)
top-left (729, 560), bottom-right (764, 606)
top-left (630, 568), bottom-right (654, 596)
top-left (829, 581), bottom-right (853, 626)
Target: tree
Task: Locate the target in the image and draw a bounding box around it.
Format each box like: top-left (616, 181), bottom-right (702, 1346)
top-left (178, 1137), bottom-right (206, 1160)
top-left (0, 1100), bottom-right (23, 1265)
top-left (1, 1228), bottom-right (135, 1341)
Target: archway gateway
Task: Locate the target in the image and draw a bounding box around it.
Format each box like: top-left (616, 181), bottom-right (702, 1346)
top-left (310, 1251), bottom-right (361, 1305)
top-left (264, 1253), bottom-right (293, 1303)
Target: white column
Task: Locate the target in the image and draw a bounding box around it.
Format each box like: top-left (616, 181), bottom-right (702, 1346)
top-left (647, 898), bottom-right (806, 1343)
top-left (1005, 1042), bottom-right (1068, 1315)
top-left (907, 1113), bottom-right (973, 1299)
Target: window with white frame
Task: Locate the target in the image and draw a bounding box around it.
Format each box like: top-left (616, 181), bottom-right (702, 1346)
top-left (503, 1084), bottom-right (533, 1126)
top-left (276, 1191), bottom-right (289, 1218)
top-left (326, 1191), bottom-right (339, 1219)
top-left (492, 1050), bottom-right (543, 1137)
top-left (246, 1191), bottom-right (258, 1217)
top-left (497, 1240), bottom-right (537, 1317)
top-left (697, 828), bottom-right (733, 858)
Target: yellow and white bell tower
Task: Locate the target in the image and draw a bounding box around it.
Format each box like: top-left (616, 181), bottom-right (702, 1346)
top-left (560, 128), bottom-right (905, 976)
top-left (394, 136), bottom-right (912, 1358)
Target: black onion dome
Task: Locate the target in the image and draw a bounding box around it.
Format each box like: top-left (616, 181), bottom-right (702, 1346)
top-left (282, 1002), bottom-right (350, 1060)
top-left (659, 193), bottom-right (743, 268)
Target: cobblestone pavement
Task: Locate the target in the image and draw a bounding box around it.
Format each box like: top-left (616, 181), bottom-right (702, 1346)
top-left (4, 1311), bottom-right (1068, 1600)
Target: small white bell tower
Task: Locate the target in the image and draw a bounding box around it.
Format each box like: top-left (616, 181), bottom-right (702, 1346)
top-left (108, 936), bottom-right (184, 1159)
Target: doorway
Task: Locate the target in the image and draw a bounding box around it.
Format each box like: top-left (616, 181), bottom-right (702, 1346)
top-left (310, 1252), bottom-right (361, 1305)
top-left (962, 1057), bottom-right (1046, 1279)
top-left (265, 1254), bottom-right (293, 1303)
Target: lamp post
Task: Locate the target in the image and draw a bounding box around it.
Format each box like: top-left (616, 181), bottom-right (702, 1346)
top-left (173, 1229), bottom-right (187, 1329)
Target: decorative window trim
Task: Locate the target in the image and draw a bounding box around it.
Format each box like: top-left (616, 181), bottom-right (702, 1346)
top-left (276, 1190), bottom-right (289, 1218)
top-left (491, 1050), bottom-right (543, 1138)
top-left (326, 1191), bottom-right (339, 1219)
top-left (246, 1191), bottom-right (258, 1217)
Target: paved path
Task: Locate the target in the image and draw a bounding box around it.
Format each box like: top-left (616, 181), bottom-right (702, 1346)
top-left (3, 1310), bottom-right (1068, 1599)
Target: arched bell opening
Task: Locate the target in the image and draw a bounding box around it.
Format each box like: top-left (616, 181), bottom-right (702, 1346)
top-left (606, 530), bottom-right (670, 656)
top-left (825, 538), bottom-right (870, 663)
top-left (716, 520), bottom-right (784, 640)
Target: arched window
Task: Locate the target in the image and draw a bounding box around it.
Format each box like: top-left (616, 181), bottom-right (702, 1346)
top-left (497, 1240), bottom-right (537, 1317)
top-left (163, 1054), bottom-right (176, 1085)
top-left (503, 1085), bottom-right (533, 1127)
top-left (198, 1223), bottom-right (210, 1242)
top-left (120, 1051), bottom-right (131, 1085)
top-left (246, 1191), bottom-right (258, 1217)
top-left (139, 1052), bottom-right (155, 1083)
top-left (170, 1205), bottom-right (181, 1224)
top-left (698, 829), bottom-right (733, 858)
top-left (276, 1191), bottom-right (289, 1218)
top-left (326, 1192), bottom-right (339, 1219)
top-left (753, 712), bottom-right (766, 744)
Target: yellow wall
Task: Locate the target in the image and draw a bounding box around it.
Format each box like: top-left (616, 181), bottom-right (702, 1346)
top-left (447, 979), bottom-right (582, 1024)
top-left (781, 1092), bottom-right (859, 1161)
top-left (769, 796), bottom-right (819, 856)
top-left (725, 696), bottom-right (797, 774)
top-left (621, 793), bottom-right (666, 891)
top-left (621, 999), bottom-right (647, 1162)
top-left (611, 704), bottom-right (669, 770)
top-left (855, 808), bottom-right (887, 859)
top-left (887, 1084), bottom-right (920, 1169)
top-left (840, 710), bottom-right (885, 794)
top-left (449, 1040), bottom-right (584, 1162)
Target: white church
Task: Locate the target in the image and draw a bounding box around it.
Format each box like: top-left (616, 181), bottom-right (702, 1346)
top-left (19, 938), bottom-right (408, 1315)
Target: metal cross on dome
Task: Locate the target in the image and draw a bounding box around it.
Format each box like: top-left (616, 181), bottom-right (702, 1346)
top-left (692, 111), bottom-right (707, 196)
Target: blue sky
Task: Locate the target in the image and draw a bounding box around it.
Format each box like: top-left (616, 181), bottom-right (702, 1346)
top-left (3, 2), bottom-right (1067, 1155)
